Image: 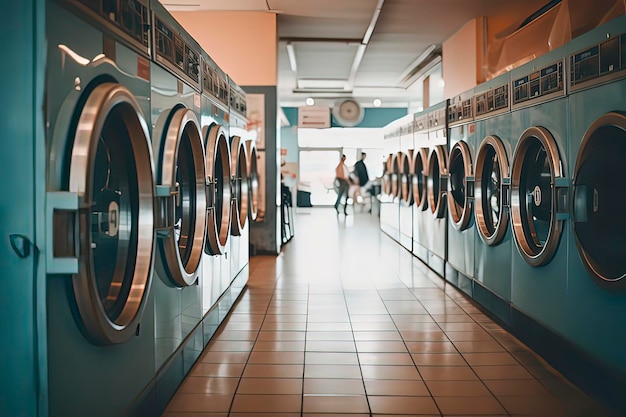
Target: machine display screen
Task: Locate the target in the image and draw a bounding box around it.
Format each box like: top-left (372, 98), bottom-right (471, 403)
top-left (513, 61), bottom-right (563, 105)
top-left (571, 31), bottom-right (626, 87)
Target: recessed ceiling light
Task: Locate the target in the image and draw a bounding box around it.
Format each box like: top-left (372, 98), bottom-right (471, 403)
top-left (373, 98), bottom-right (382, 107)
top-left (305, 97), bottom-right (315, 106)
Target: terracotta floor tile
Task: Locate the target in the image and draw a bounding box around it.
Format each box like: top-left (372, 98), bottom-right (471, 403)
top-left (411, 353), bottom-right (467, 366)
top-left (361, 365), bottom-right (421, 380)
top-left (306, 331), bottom-right (355, 341)
top-left (305, 351), bottom-right (360, 365)
top-left (356, 340), bottom-right (408, 353)
top-left (306, 340), bottom-right (356, 352)
top-left (368, 395), bottom-right (439, 414)
top-left (253, 341), bottom-right (305, 351)
top-left (462, 352), bottom-right (518, 366)
top-left (435, 395), bottom-right (507, 414)
top-left (260, 321), bottom-right (307, 331)
top-left (354, 331), bottom-right (403, 341)
top-left (358, 352), bottom-right (415, 365)
top-left (452, 340), bottom-right (506, 353)
top-left (406, 341), bottom-right (458, 354)
top-left (364, 379), bottom-right (430, 396)
top-left (304, 378), bottom-right (366, 395)
top-left (304, 364), bottom-right (362, 379)
top-left (426, 380), bottom-right (492, 396)
top-left (256, 331), bottom-right (306, 341)
top-left (349, 314), bottom-right (395, 323)
top-left (473, 365), bottom-right (535, 380)
top-left (165, 393), bottom-right (233, 413)
top-left (483, 379), bottom-right (553, 396)
top-left (230, 394), bottom-right (301, 413)
top-left (419, 366), bottom-right (478, 381)
top-left (188, 363), bottom-right (245, 378)
top-left (247, 351), bottom-right (304, 364)
top-left (177, 377), bottom-right (239, 394)
top-left (199, 351), bottom-right (249, 364)
top-left (351, 321), bottom-right (399, 331)
top-left (242, 364), bottom-right (303, 378)
top-left (206, 340), bottom-right (254, 352)
top-left (236, 377), bottom-right (303, 395)
top-left (302, 395), bottom-right (369, 414)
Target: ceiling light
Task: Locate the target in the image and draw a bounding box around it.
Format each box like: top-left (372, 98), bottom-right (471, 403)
top-left (286, 42), bottom-right (297, 72)
top-left (373, 98), bottom-right (382, 107)
top-left (305, 97), bottom-right (315, 106)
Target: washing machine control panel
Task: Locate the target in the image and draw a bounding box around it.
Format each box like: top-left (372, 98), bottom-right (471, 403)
top-left (475, 84), bottom-right (509, 117)
top-left (154, 16), bottom-right (201, 88)
top-left (570, 32), bottom-right (626, 90)
top-left (512, 60), bottom-right (564, 107)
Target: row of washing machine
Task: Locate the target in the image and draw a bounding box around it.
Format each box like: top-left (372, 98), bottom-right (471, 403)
top-left (44, 1), bottom-right (259, 416)
top-left (381, 14), bottom-right (626, 411)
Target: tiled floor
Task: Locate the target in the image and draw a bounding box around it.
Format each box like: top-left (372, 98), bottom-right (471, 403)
top-left (162, 208), bottom-right (610, 417)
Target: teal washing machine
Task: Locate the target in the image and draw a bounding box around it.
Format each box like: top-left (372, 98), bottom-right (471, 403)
top-left (508, 48), bottom-right (570, 335)
top-left (411, 112), bottom-right (430, 265)
top-left (228, 79), bottom-right (251, 301)
top-left (398, 117), bottom-right (415, 252)
top-left (472, 73), bottom-right (514, 323)
top-left (150, 0), bottom-right (207, 402)
top-left (445, 90), bottom-right (475, 295)
top-left (45, 1), bottom-right (157, 416)
top-left (199, 50), bottom-right (234, 328)
top-left (425, 102), bottom-right (448, 278)
top-left (563, 15), bottom-right (626, 411)
top-left (380, 125), bottom-right (401, 241)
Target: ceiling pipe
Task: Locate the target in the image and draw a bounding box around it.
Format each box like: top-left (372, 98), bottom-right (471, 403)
top-left (347, 0), bottom-right (385, 89)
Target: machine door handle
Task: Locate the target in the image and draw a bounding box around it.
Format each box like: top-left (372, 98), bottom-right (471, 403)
top-left (9, 234), bottom-right (31, 258)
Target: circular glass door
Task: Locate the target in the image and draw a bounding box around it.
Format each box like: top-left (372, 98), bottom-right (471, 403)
top-left (448, 141), bottom-right (473, 230)
top-left (400, 153), bottom-right (413, 205)
top-left (412, 149), bottom-right (428, 211)
top-left (230, 135), bottom-right (249, 235)
top-left (382, 154), bottom-right (393, 196)
top-left (427, 145), bottom-right (447, 218)
top-left (572, 112), bottom-right (626, 287)
top-left (510, 126), bottom-right (565, 266)
top-left (155, 107), bottom-right (206, 287)
top-left (475, 135), bottom-right (509, 246)
top-left (391, 153), bottom-right (401, 199)
top-left (204, 124), bottom-right (232, 255)
top-left (246, 140), bottom-right (260, 221)
top-left (68, 83), bottom-right (154, 345)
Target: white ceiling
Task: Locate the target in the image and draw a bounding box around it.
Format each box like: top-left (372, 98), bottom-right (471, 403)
top-left (162, 0), bottom-right (549, 109)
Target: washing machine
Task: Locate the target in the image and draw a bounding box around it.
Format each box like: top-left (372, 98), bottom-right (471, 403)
top-left (150, 1), bottom-right (207, 379)
top-left (199, 50), bottom-right (233, 324)
top-left (425, 101), bottom-right (448, 278)
top-left (398, 117), bottom-right (415, 252)
top-left (411, 112), bottom-right (430, 265)
top-left (508, 47), bottom-right (570, 334)
top-left (45, 1), bottom-right (157, 416)
top-left (445, 89), bottom-right (475, 295)
top-left (564, 16), bottom-right (626, 409)
top-left (228, 78), bottom-right (250, 300)
top-left (472, 73), bottom-right (514, 323)
top-left (380, 122), bottom-right (401, 241)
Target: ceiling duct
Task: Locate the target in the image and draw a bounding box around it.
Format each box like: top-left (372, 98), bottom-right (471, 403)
top-left (398, 44), bottom-right (442, 88)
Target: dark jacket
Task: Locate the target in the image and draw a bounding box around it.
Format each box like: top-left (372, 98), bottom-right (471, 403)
top-left (354, 160), bottom-right (369, 186)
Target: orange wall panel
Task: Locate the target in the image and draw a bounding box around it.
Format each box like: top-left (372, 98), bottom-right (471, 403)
top-left (172, 11), bottom-right (277, 86)
top-left (442, 18), bottom-right (483, 97)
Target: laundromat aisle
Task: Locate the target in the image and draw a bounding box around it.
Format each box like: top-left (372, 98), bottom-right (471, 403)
top-left (162, 209), bottom-right (610, 417)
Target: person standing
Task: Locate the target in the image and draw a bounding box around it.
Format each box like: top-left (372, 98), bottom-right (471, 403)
top-left (334, 154), bottom-right (350, 215)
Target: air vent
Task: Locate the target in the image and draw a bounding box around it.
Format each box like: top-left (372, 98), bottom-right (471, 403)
top-left (332, 99), bottom-right (364, 127)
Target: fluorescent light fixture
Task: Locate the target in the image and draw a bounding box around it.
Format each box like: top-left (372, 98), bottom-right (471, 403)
top-left (373, 98), bottom-right (382, 107)
top-left (305, 97), bottom-right (315, 106)
top-left (297, 79), bottom-right (348, 90)
top-left (286, 42), bottom-right (297, 72)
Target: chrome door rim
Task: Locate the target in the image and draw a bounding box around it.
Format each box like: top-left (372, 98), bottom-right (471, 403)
top-left (156, 107), bottom-right (206, 286)
top-left (510, 126), bottom-right (565, 267)
top-left (475, 135), bottom-right (510, 246)
top-left (230, 135), bottom-right (249, 234)
top-left (427, 145), bottom-right (447, 219)
top-left (246, 140), bottom-right (259, 221)
top-left (204, 124), bottom-right (232, 254)
top-left (572, 112), bottom-right (626, 286)
top-left (447, 141), bottom-right (473, 230)
top-left (68, 82), bottom-right (154, 345)
top-left (412, 148), bottom-right (429, 211)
